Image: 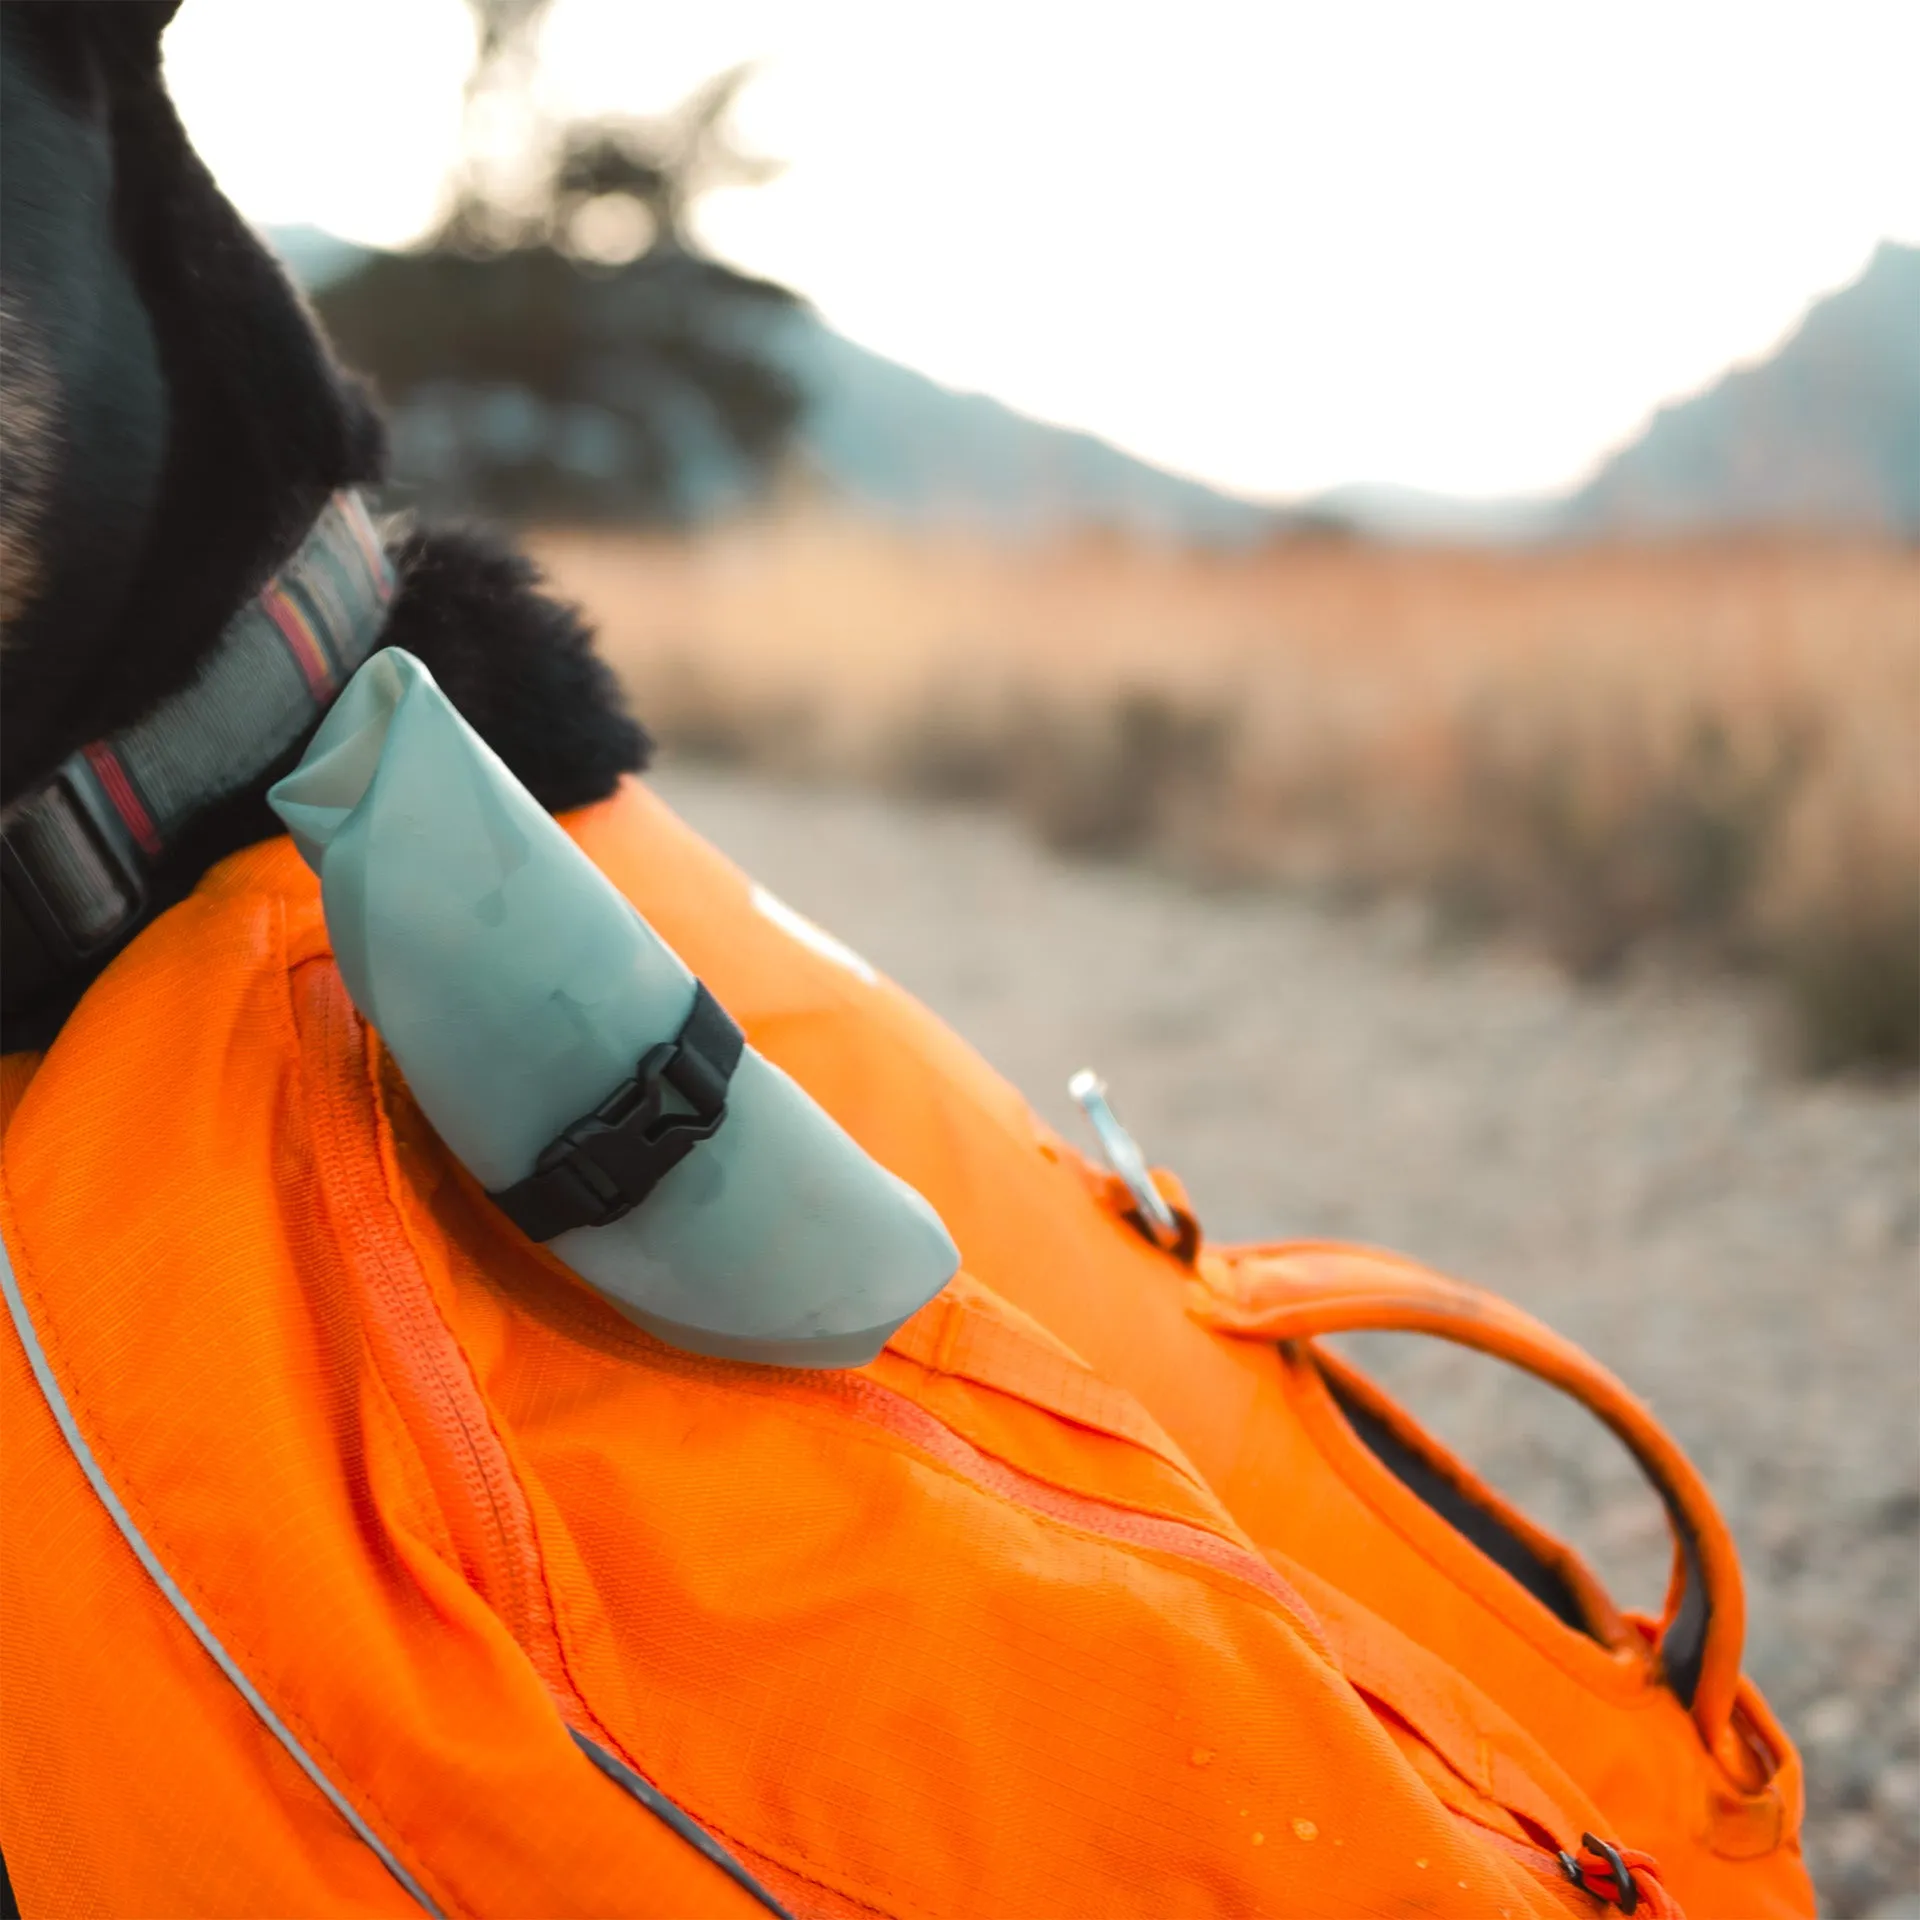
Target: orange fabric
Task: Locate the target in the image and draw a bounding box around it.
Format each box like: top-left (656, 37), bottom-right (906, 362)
top-left (0, 776), bottom-right (1810, 1916)
top-left (572, 779), bottom-right (1812, 1920)
top-left (1185, 1243), bottom-right (1750, 1740)
top-left (1182, 1246), bottom-right (1808, 1900)
top-left (0, 1051), bottom-right (41, 1132)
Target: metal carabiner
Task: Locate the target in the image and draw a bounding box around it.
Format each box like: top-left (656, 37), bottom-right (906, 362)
top-left (1067, 1069), bottom-right (1184, 1252)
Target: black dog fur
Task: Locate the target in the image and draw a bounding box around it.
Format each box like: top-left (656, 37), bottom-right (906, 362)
top-left (0, 1), bottom-right (649, 1051)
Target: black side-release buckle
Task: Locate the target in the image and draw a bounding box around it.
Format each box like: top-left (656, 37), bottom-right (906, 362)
top-left (490, 981), bottom-right (744, 1243)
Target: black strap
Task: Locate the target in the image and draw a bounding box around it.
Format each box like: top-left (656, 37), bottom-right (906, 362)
top-left (490, 982), bottom-right (744, 1242)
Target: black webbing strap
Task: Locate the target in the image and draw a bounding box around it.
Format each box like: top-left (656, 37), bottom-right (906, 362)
top-left (490, 982), bottom-right (744, 1242)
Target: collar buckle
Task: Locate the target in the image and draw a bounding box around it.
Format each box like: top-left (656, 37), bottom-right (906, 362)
top-left (2, 489), bottom-right (391, 1025)
top-left (1, 760), bottom-right (150, 1000)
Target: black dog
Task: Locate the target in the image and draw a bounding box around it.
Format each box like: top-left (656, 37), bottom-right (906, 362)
top-left (1, 0), bottom-right (647, 1052)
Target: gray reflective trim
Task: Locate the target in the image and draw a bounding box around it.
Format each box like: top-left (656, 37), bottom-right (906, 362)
top-left (0, 1222), bottom-right (443, 1917)
top-left (570, 1730), bottom-right (794, 1918)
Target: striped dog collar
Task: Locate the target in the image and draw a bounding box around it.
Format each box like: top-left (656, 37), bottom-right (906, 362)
top-left (2, 490), bottom-right (392, 1010)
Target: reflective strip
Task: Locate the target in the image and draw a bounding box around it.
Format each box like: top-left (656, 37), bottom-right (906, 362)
top-left (571, 1731), bottom-right (794, 1919)
top-left (0, 1223), bottom-right (443, 1917)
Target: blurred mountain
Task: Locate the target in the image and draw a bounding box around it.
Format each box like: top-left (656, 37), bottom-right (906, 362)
top-left (272, 225), bottom-right (1280, 542)
top-left (1563, 240), bottom-right (1920, 537)
top-left (273, 226), bottom-right (1919, 542)
top-left (1297, 484), bottom-right (1563, 544)
top-left (1302, 244), bottom-right (1920, 542)
top-left (763, 311), bottom-right (1278, 542)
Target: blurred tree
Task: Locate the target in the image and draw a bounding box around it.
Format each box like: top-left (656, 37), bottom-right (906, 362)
top-left (441, 0), bottom-right (556, 251)
top-left (315, 1), bottom-right (805, 526)
top-left (553, 65), bottom-right (782, 257)
top-left (467, 0), bottom-right (550, 75)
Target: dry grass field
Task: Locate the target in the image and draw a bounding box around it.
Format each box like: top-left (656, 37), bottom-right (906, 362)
top-left (534, 518), bottom-right (1920, 1072)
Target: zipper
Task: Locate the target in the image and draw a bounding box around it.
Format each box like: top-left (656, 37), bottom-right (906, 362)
top-left (300, 960), bottom-right (790, 1916)
top-left (304, 960), bottom-right (570, 1690)
top-left (306, 959), bottom-right (1646, 1918)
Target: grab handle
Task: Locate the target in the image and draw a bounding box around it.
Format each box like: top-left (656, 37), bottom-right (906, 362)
top-left (1185, 1241), bottom-right (1744, 1750)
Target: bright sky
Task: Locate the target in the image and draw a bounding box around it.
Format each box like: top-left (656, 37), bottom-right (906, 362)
top-left (162, 0), bottom-right (1920, 503)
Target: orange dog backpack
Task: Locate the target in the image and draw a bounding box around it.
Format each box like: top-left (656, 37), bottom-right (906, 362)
top-left (0, 778), bottom-right (1813, 1917)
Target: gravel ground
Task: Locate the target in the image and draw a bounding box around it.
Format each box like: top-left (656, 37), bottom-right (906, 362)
top-left (656, 764), bottom-right (1920, 1919)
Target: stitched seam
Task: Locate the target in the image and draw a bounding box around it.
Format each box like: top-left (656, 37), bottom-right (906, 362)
top-left (1354, 1681), bottom-right (1585, 1855)
top-left (395, 1303), bottom-right (1336, 1915)
top-left (738, 1863), bottom-right (897, 1920)
top-left (0, 1215), bottom-right (449, 1916)
top-left (289, 971), bottom-right (467, 1588)
top-left (306, 968), bottom-right (531, 1624)
top-left (843, 1370), bottom-right (1328, 1645)
top-left (297, 959), bottom-right (807, 1912)
top-left (876, 1346), bottom-right (1254, 1546)
top-left (466, 1275), bottom-right (1325, 1645)
top-left (477, 1354), bottom-right (1332, 1920)
top-left (367, 1046), bottom-right (634, 1757)
top-left (621, 1361), bottom-right (1332, 1656)
top-left (915, 1307), bottom-right (1210, 1484)
top-left (423, 1273), bottom-right (1320, 1644)
top-left (313, 968), bottom-right (615, 1742)
top-left (357, 1316), bottom-right (468, 1579)
top-left (390, 1160), bottom-right (1325, 1913)
top-left (0, 905), bottom-right (460, 1918)
top-left (451, 1251), bottom-right (1293, 1596)
top-left (345, 1047), bottom-right (910, 1919)
top-left (345, 988), bottom-right (817, 1910)
top-left (420, 1141), bottom-right (1245, 1550)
